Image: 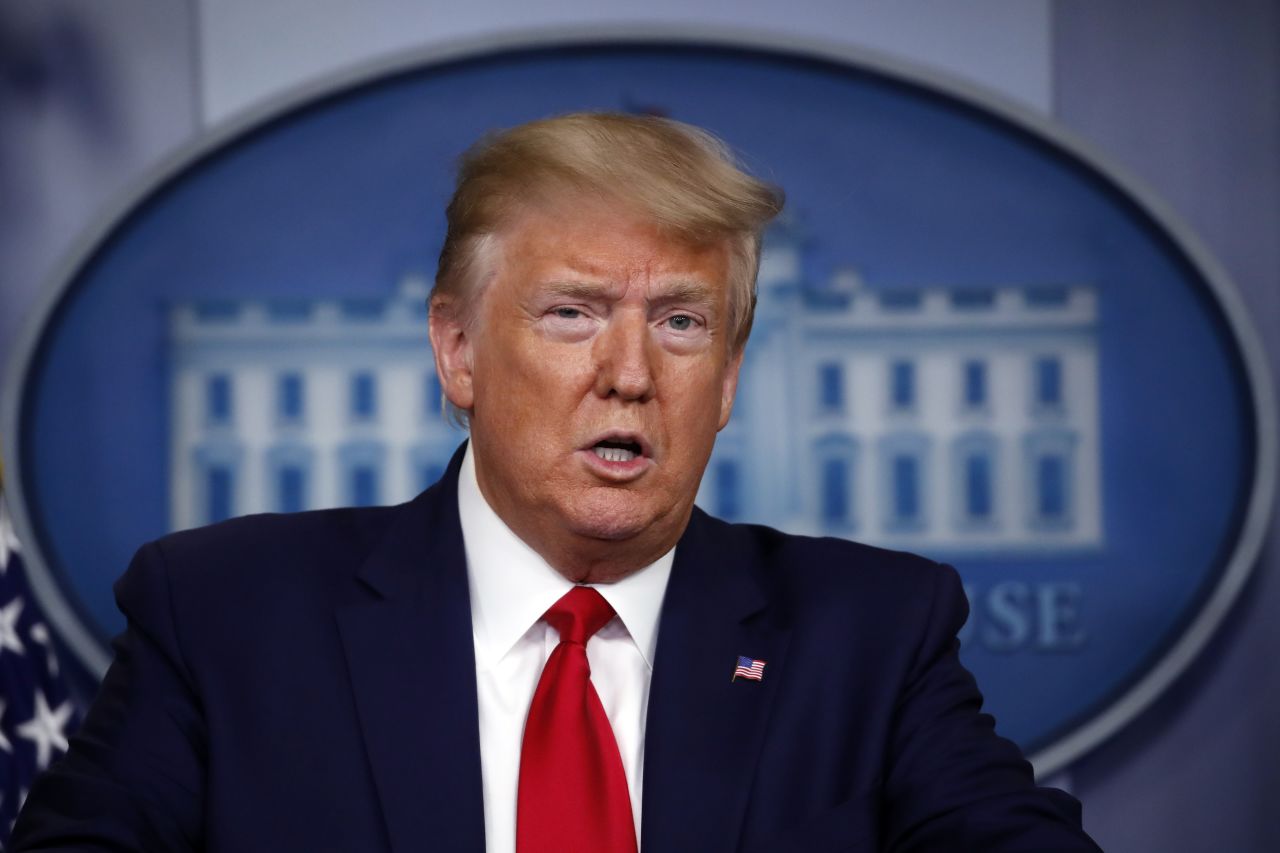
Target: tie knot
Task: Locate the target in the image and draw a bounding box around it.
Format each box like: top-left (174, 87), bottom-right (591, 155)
top-left (544, 586), bottom-right (616, 646)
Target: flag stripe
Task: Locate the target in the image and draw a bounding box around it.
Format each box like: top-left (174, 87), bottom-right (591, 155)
top-left (0, 496), bottom-right (78, 844)
top-left (733, 656), bottom-right (766, 681)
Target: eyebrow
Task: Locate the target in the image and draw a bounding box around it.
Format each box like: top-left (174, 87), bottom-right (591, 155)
top-left (541, 280), bottom-right (612, 301)
top-left (651, 280), bottom-right (719, 310)
top-left (540, 279), bottom-right (719, 310)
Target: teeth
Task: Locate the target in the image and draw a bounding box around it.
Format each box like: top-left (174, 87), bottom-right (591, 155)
top-left (593, 446), bottom-right (637, 463)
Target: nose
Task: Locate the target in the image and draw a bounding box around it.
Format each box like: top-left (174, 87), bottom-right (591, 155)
top-left (592, 310), bottom-right (656, 401)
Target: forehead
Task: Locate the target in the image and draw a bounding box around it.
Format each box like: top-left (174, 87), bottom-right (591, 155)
top-left (494, 199), bottom-right (732, 293)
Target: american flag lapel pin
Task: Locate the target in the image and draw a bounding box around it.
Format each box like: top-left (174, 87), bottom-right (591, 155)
top-left (732, 655), bottom-right (766, 683)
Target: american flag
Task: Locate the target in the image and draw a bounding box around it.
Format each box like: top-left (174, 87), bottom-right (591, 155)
top-left (0, 492), bottom-right (78, 846)
top-left (732, 655), bottom-right (766, 682)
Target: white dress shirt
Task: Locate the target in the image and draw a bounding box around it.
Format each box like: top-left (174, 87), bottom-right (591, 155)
top-left (457, 444), bottom-right (674, 853)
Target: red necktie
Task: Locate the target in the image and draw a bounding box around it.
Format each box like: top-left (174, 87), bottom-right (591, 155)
top-left (517, 586), bottom-right (638, 853)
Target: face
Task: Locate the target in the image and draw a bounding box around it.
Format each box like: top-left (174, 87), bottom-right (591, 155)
top-left (429, 201), bottom-right (743, 580)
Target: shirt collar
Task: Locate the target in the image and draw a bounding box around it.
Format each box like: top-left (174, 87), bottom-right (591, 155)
top-left (457, 442), bottom-right (673, 670)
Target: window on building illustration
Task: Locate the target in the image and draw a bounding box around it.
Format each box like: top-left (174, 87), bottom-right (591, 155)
top-left (424, 371), bottom-right (443, 418)
top-left (950, 289), bottom-right (996, 310)
top-left (818, 362), bottom-right (843, 413)
top-left (1026, 286), bottom-right (1069, 307)
top-left (963, 361), bottom-right (987, 408)
top-left (1035, 357), bottom-right (1063, 408)
top-left (965, 453), bottom-right (993, 519)
top-left (880, 291), bottom-right (922, 310)
top-left (821, 457), bottom-right (849, 525)
top-left (206, 465), bottom-right (234, 523)
top-left (277, 465), bottom-right (307, 513)
top-left (266, 301), bottom-right (312, 321)
top-left (715, 459), bottom-right (740, 520)
top-left (892, 455), bottom-right (921, 521)
top-left (193, 301), bottom-right (239, 322)
top-left (890, 361), bottom-right (915, 410)
top-left (1037, 455), bottom-right (1066, 520)
top-left (350, 465), bottom-right (379, 507)
top-left (350, 372), bottom-right (377, 420)
top-left (278, 373), bottom-right (305, 422)
top-left (206, 375), bottom-right (232, 425)
top-left (951, 433), bottom-right (997, 530)
top-left (1023, 430), bottom-right (1075, 531)
top-left (340, 298), bottom-right (385, 320)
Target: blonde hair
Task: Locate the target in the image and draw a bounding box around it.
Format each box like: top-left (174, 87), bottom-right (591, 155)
top-left (432, 112), bottom-right (785, 351)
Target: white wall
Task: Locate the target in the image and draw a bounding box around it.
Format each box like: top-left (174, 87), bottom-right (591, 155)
top-left (197, 0), bottom-right (1052, 122)
top-left (0, 0), bottom-right (198, 377)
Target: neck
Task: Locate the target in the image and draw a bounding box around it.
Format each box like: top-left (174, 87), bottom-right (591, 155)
top-left (541, 532), bottom-right (678, 584)
top-left (493, 503), bottom-right (685, 584)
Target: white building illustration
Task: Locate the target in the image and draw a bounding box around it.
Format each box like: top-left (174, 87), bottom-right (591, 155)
top-left (168, 274), bottom-right (461, 530)
top-left (168, 227), bottom-right (1102, 553)
top-left (704, 223), bottom-right (1102, 552)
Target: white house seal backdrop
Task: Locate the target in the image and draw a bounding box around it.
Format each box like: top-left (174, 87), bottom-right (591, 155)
top-left (3, 36), bottom-right (1274, 777)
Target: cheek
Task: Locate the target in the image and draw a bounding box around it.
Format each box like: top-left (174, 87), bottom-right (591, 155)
top-left (475, 340), bottom-right (593, 428)
top-left (475, 334), bottom-right (545, 395)
top-left (665, 368), bottom-right (731, 435)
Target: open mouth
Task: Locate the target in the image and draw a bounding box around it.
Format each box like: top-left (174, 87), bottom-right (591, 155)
top-left (592, 438), bottom-right (644, 463)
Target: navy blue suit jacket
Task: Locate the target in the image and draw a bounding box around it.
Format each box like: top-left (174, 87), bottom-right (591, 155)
top-left (14, 447), bottom-right (1100, 851)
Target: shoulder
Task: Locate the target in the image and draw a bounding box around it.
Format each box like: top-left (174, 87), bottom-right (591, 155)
top-left (695, 511), bottom-right (965, 632)
top-left (116, 505), bottom-right (402, 621)
top-left (108, 504), bottom-right (423, 689)
top-left (151, 506), bottom-right (395, 573)
top-left (704, 511), bottom-right (956, 593)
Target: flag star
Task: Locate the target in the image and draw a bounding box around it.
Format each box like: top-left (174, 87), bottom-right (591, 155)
top-left (0, 599), bottom-right (25, 657)
top-left (29, 623), bottom-right (58, 678)
top-left (16, 691), bottom-right (71, 770)
top-left (0, 699), bottom-right (12, 752)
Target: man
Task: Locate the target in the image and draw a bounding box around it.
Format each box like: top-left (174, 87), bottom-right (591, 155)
top-left (14, 113), bottom-right (1101, 851)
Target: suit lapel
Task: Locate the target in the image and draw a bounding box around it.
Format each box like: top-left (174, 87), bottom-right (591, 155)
top-left (641, 510), bottom-right (791, 853)
top-left (336, 445), bottom-right (486, 853)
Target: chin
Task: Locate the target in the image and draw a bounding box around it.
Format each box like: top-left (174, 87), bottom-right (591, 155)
top-left (568, 512), bottom-right (651, 543)
top-left (563, 492), bottom-right (665, 543)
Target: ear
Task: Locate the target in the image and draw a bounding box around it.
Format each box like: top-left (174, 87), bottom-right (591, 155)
top-left (717, 348), bottom-right (745, 431)
top-left (428, 297), bottom-right (476, 413)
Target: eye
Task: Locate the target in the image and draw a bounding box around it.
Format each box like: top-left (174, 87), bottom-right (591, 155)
top-left (666, 314), bottom-right (697, 331)
top-left (553, 307), bottom-right (583, 319)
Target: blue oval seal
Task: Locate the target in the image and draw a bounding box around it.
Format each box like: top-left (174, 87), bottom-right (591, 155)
top-left (3, 32), bottom-right (1274, 776)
